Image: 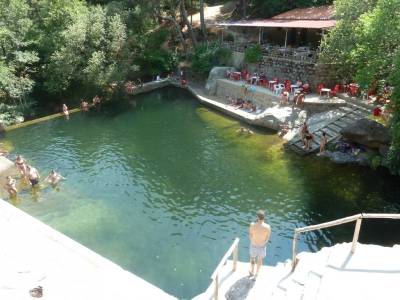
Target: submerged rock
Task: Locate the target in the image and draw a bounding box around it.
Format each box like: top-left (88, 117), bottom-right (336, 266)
top-left (340, 118), bottom-right (390, 149)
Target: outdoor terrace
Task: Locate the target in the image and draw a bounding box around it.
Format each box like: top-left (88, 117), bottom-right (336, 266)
top-left (221, 41), bottom-right (319, 64)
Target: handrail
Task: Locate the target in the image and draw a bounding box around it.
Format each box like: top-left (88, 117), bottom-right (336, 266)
top-left (210, 237), bottom-right (239, 300)
top-left (292, 213), bottom-right (400, 270)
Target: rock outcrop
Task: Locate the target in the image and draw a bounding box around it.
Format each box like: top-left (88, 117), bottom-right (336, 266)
top-left (340, 118), bottom-right (390, 149)
top-left (205, 66), bottom-right (235, 96)
top-left (323, 151), bottom-right (369, 166)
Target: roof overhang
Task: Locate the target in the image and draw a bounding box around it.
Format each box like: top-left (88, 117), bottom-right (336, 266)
top-left (216, 19), bottom-right (336, 29)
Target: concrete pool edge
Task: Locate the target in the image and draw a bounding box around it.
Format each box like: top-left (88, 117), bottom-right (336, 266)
top-left (5, 79), bottom-right (282, 132)
top-left (0, 195), bottom-right (176, 299)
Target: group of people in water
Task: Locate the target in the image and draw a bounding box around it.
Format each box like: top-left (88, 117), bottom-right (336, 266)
top-left (61, 95), bottom-right (102, 118)
top-left (4, 155), bottom-right (65, 198)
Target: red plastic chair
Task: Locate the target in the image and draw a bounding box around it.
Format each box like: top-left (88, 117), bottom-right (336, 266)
top-left (302, 83), bottom-right (311, 94)
top-left (316, 83), bottom-right (325, 94)
top-left (348, 84), bottom-right (359, 96)
top-left (330, 84), bottom-right (340, 97)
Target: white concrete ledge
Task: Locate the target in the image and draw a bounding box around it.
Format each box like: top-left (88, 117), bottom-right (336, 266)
top-left (0, 199), bottom-right (176, 300)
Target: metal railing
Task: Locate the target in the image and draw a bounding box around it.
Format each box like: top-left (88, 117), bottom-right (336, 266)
top-left (220, 42), bottom-right (319, 64)
top-left (210, 237), bottom-right (239, 300)
top-left (291, 213), bottom-right (400, 270)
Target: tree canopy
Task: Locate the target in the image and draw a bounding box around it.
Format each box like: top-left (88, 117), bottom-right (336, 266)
top-left (0, 0), bottom-right (179, 111)
top-left (320, 0), bottom-right (400, 174)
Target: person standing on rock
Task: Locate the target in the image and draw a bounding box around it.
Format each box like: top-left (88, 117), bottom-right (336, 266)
top-left (249, 210), bottom-right (271, 280)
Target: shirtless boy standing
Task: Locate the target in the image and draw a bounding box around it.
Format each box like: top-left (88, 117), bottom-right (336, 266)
top-left (249, 210), bottom-right (271, 279)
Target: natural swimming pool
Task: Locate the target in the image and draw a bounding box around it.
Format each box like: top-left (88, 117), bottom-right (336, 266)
top-left (3, 87), bottom-right (400, 299)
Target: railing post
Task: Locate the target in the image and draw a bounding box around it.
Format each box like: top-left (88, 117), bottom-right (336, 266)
top-left (351, 218), bottom-right (363, 254)
top-left (292, 231), bottom-right (298, 271)
top-left (214, 275), bottom-right (219, 300)
top-left (233, 243), bottom-right (238, 272)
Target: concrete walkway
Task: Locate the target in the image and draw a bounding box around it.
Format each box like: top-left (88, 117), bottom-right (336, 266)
top-left (0, 199), bottom-right (176, 300)
top-left (194, 243), bottom-right (400, 300)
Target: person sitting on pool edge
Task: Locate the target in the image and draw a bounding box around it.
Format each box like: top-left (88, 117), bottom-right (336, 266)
top-left (4, 175), bottom-right (18, 197)
top-left (25, 165), bottom-right (40, 187)
top-left (45, 170), bottom-right (65, 186)
top-left (249, 209), bottom-right (271, 280)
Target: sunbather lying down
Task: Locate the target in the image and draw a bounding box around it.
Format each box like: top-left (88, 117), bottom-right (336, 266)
top-left (236, 127), bottom-right (254, 135)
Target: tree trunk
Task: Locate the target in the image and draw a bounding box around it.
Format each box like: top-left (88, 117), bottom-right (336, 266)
top-left (199, 0), bottom-right (207, 41)
top-left (159, 15), bottom-right (188, 56)
top-left (236, 0), bottom-right (247, 18)
top-left (180, 0), bottom-right (197, 47)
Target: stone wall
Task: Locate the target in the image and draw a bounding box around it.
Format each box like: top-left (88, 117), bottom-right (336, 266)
top-left (231, 51), bottom-right (245, 69)
top-left (312, 63), bottom-right (343, 89)
top-left (215, 79), bottom-right (279, 109)
top-left (230, 51), bottom-right (340, 90)
top-left (258, 56), bottom-right (316, 86)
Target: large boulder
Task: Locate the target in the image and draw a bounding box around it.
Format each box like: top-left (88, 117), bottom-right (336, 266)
top-left (205, 66), bottom-right (236, 96)
top-left (340, 118), bottom-right (390, 149)
top-left (324, 151), bottom-right (369, 166)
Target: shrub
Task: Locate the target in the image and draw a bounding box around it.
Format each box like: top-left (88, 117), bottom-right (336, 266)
top-left (192, 43), bottom-right (233, 76)
top-left (244, 44), bottom-right (262, 64)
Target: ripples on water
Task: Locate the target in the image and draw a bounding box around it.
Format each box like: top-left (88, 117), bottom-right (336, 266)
top-left (4, 87), bottom-right (400, 298)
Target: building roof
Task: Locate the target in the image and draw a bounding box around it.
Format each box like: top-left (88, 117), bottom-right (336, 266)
top-left (217, 5), bottom-right (336, 29)
top-left (272, 5), bottom-right (335, 20)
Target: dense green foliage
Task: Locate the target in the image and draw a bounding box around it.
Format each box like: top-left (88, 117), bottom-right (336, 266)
top-left (320, 0), bottom-right (400, 174)
top-left (191, 43), bottom-right (232, 75)
top-left (0, 0), bottom-right (178, 117)
top-left (244, 44), bottom-right (262, 64)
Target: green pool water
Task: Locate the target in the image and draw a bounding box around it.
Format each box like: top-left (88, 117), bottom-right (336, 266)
top-left (4, 87), bottom-right (400, 299)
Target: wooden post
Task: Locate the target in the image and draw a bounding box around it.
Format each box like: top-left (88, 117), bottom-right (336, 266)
top-left (214, 275), bottom-right (219, 300)
top-left (258, 27), bottom-right (261, 44)
top-left (233, 244), bottom-right (238, 271)
top-left (351, 218), bottom-right (362, 254)
top-left (292, 231), bottom-right (298, 271)
top-left (284, 29), bottom-right (288, 48)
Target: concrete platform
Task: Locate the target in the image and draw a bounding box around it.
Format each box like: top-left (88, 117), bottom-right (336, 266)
top-left (0, 200), bottom-right (176, 300)
top-left (194, 242), bottom-right (400, 300)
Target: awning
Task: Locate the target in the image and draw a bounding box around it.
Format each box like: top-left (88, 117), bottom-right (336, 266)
top-left (217, 19), bottom-right (336, 29)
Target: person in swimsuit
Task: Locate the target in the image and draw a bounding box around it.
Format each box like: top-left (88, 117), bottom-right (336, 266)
top-left (26, 165), bottom-right (40, 187)
top-left (4, 175), bottom-right (17, 197)
top-left (15, 155), bottom-right (27, 176)
top-left (62, 104), bottom-right (69, 116)
top-left (45, 170), bottom-right (65, 186)
top-left (81, 100), bottom-right (89, 112)
top-left (249, 210), bottom-right (271, 279)
top-left (319, 131), bottom-right (328, 153)
top-left (304, 129), bottom-right (314, 150)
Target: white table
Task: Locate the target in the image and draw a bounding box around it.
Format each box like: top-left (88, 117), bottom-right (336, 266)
top-left (320, 88), bottom-right (331, 98)
top-left (269, 80), bottom-right (277, 90)
top-left (290, 84), bottom-right (299, 94)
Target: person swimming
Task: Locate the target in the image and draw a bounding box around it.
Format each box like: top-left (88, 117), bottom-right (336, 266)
top-left (4, 175), bottom-right (17, 197)
top-left (25, 165), bottom-right (40, 187)
top-left (45, 170), bottom-right (65, 186)
top-left (236, 127), bottom-right (254, 135)
top-left (81, 100), bottom-right (89, 112)
top-left (62, 104), bottom-right (69, 116)
top-left (15, 155), bottom-right (27, 176)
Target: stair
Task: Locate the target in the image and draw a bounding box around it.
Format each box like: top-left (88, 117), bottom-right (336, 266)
top-left (286, 101), bottom-right (371, 155)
